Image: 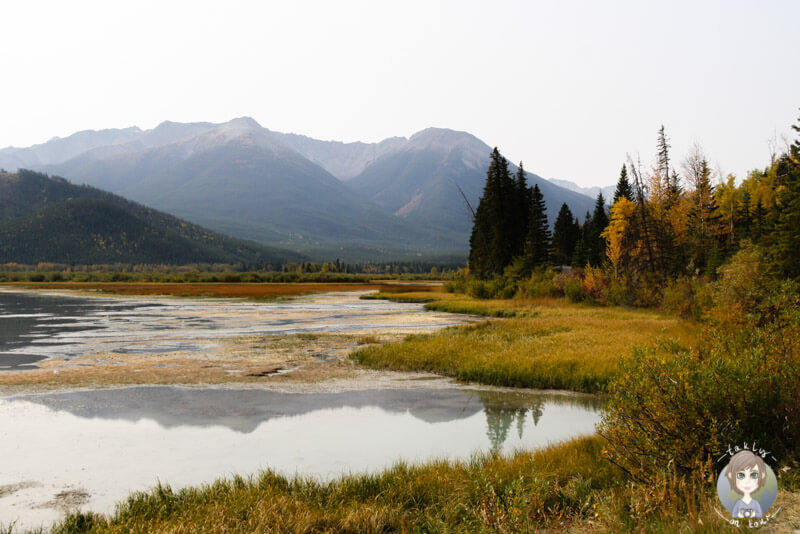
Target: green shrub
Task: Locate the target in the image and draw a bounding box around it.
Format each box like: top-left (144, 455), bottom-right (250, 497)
top-left (466, 279), bottom-right (492, 299)
top-left (516, 268), bottom-right (560, 298)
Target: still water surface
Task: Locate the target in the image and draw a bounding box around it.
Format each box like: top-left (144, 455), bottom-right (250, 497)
top-left (0, 386), bottom-right (601, 529)
top-left (0, 289), bottom-right (469, 370)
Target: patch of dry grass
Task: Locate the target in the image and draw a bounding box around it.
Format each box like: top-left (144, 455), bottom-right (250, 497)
top-left (0, 281), bottom-right (439, 300)
top-left (353, 295), bottom-right (698, 393)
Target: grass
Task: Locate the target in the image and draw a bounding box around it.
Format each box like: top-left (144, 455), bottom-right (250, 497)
top-left (44, 434), bottom-right (759, 533)
top-left (353, 294), bottom-right (697, 393)
top-left (0, 281), bottom-right (439, 300)
top-left (46, 437), bottom-right (612, 533)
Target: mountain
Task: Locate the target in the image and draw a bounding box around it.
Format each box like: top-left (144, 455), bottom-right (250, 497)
top-left (37, 119), bottom-right (460, 255)
top-left (549, 179), bottom-right (616, 206)
top-left (345, 128), bottom-right (597, 238)
top-left (0, 127), bottom-right (143, 170)
top-left (0, 170), bottom-right (305, 265)
top-left (7, 118), bottom-right (597, 257)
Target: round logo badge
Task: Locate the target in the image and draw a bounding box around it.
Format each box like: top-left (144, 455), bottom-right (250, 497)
top-left (717, 450), bottom-right (778, 521)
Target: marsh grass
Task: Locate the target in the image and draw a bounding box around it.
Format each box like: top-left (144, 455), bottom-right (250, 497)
top-left (49, 436), bottom-right (615, 533)
top-left (45, 435), bottom-right (751, 533)
top-left (353, 295), bottom-right (696, 393)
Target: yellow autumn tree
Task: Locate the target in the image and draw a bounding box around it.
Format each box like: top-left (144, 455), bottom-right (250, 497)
top-left (602, 197), bottom-right (636, 277)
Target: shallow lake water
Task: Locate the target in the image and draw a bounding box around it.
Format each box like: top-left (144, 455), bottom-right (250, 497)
top-left (0, 290), bottom-right (470, 370)
top-left (0, 386), bottom-right (601, 530)
top-left (0, 289), bottom-right (602, 529)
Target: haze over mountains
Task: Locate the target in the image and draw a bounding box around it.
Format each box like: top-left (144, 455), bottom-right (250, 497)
top-left (1, 118), bottom-right (597, 261)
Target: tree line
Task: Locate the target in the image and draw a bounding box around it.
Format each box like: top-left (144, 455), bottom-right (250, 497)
top-left (468, 111), bottom-right (800, 291)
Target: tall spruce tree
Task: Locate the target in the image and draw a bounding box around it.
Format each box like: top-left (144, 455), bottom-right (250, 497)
top-left (513, 162), bottom-right (533, 257)
top-left (551, 203), bottom-right (580, 265)
top-left (521, 184), bottom-right (550, 272)
top-left (613, 164), bottom-right (634, 203)
top-left (773, 112), bottom-right (800, 277)
top-left (572, 211), bottom-right (593, 267)
top-left (469, 148), bottom-right (516, 278)
top-left (584, 193), bottom-right (609, 266)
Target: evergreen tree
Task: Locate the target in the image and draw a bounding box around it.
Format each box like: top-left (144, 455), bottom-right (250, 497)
top-left (521, 184), bottom-right (550, 271)
top-left (469, 148), bottom-right (516, 278)
top-left (582, 193), bottom-right (609, 266)
top-left (773, 114), bottom-right (800, 277)
top-left (736, 189), bottom-right (752, 242)
top-left (613, 164), bottom-right (634, 203)
top-left (512, 162), bottom-right (533, 257)
top-left (551, 203), bottom-right (580, 266)
top-left (572, 211), bottom-right (592, 267)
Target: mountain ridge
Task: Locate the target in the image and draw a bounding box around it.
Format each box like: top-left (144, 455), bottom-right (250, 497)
top-left (3, 118), bottom-right (597, 257)
top-left (0, 170), bottom-right (305, 265)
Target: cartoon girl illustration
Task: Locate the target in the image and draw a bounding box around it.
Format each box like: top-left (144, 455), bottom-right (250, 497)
top-left (725, 450), bottom-right (767, 518)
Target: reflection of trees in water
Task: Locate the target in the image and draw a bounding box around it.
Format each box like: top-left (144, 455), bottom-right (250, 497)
top-left (480, 393), bottom-right (545, 452)
top-left (478, 390), bottom-right (592, 452)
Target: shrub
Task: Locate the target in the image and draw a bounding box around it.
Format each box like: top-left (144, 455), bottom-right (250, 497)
top-left (606, 279), bottom-right (633, 306)
top-left (466, 279), bottom-right (492, 299)
top-left (600, 262), bottom-right (800, 483)
top-left (516, 268), bottom-right (561, 298)
top-left (661, 276), bottom-right (713, 321)
top-left (581, 266), bottom-right (609, 305)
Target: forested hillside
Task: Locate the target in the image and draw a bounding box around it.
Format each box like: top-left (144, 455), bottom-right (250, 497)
top-left (0, 170), bottom-right (305, 266)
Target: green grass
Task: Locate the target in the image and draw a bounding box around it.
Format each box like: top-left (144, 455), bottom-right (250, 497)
top-left (353, 295), bottom-right (697, 393)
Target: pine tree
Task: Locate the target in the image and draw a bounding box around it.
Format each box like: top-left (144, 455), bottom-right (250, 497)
top-left (469, 148), bottom-right (516, 278)
top-left (512, 162), bottom-right (533, 257)
top-left (588, 193), bottom-right (609, 266)
top-left (551, 203), bottom-right (580, 266)
top-left (613, 164), bottom-right (634, 203)
top-left (736, 189), bottom-right (752, 242)
top-left (572, 212), bottom-right (592, 267)
top-left (521, 184), bottom-right (550, 272)
top-left (773, 113), bottom-right (800, 277)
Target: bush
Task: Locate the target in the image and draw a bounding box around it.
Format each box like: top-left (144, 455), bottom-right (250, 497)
top-left (516, 268), bottom-right (561, 298)
top-left (466, 279), bottom-right (492, 299)
top-left (600, 251), bottom-right (800, 483)
top-left (661, 276), bottom-right (713, 321)
top-left (606, 279), bottom-right (633, 306)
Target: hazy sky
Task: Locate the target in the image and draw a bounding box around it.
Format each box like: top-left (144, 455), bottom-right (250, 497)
top-left (2, 0), bottom-right (798, 187)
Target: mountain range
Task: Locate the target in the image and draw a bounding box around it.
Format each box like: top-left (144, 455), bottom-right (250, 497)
top-left (0, 118), bottom-right (598, 261)
top-left (548, 179), bottom-right (616, 207)
top-left (0, 170), bottom-right (304, 266)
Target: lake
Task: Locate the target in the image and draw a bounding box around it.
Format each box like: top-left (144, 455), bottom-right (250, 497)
top-left (0, 289), bottom-right (602, 530)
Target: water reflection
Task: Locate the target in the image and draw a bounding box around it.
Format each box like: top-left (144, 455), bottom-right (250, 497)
top-left (0, 386), bottom-right (601, 530)
top-left (477, 390), bottom-right (598, 452)
top-left (13, 386), bottom-right (602, 448)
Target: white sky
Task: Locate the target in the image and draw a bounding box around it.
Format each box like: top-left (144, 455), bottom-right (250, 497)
top-left (1, 0), bottom-right (798, 187)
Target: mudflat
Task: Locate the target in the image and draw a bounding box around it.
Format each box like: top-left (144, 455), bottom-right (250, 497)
top-left (0, 288), bottom-right (474, 395)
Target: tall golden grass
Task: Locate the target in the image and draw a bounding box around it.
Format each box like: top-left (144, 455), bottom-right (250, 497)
top-left (353, 295), bottom-right (697, 393)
